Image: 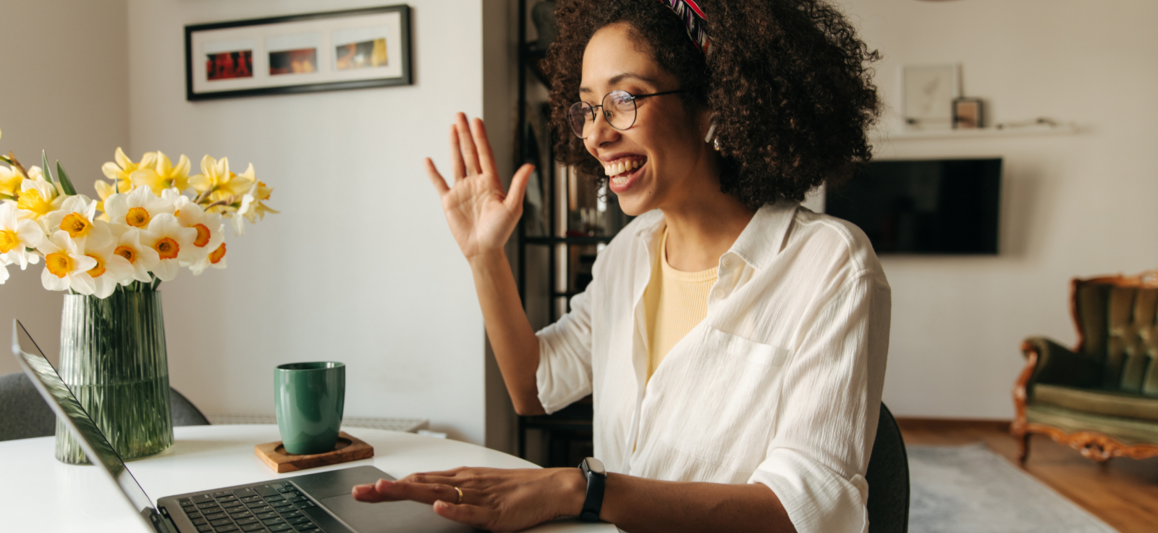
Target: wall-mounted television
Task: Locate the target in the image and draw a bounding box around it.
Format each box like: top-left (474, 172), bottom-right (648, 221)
top-left (824, 158), bottom-right (1002, 255)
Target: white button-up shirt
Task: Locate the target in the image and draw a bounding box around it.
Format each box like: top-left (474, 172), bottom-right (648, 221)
top-left (535, 200), bottom-right (891, 533)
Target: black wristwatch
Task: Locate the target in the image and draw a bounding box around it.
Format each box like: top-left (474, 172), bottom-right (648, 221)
top-left (578, 457), bottom-right (606, 522)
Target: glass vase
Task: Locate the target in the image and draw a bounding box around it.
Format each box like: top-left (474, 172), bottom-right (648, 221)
top-left (54, 290), bottom-right (174, 464)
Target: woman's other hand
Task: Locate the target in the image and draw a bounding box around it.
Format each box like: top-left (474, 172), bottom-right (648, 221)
top-left (352, 466), bottom-right (584, 532)
top-left (426, 113), bottom-right (535, 262)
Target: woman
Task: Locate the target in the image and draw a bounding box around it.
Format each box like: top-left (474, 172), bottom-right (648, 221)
top-left (353, 1), bottom-right (889, 532)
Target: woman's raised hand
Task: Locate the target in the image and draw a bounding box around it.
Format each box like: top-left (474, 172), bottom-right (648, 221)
top-left (426, 113), bottom-right (534, 261)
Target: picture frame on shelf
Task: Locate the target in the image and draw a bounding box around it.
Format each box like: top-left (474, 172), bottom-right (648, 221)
top-left (953, 97), bottom-right (984, 129)
top-left (185, 5), bottom-right (411, 101)
top-left (901, 64), bottom-right (959, 131)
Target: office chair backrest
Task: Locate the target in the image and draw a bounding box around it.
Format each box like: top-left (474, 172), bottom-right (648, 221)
top-left (865, 403), bottom-right (910, 533)
top-left (0, 373), bottom-right (210, 442)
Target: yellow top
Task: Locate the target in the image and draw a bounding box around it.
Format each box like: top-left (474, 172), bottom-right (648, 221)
top-left (643, 228), bottom-right (719, 381)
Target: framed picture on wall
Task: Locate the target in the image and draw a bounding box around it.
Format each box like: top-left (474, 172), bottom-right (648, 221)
top-left (952, 97), bottom-right (984, 129)
top-left (901, 64), bottom-right (959, 131)
top-left (185, 5), bottom-right (412, 101)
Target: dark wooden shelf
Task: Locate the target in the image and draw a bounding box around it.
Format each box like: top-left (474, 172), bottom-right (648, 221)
top-left (524, 43), bottom-right (549, 86)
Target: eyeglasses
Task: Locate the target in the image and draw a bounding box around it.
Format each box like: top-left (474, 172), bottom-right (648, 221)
top-left (568, 89), bottom-right (683, 138)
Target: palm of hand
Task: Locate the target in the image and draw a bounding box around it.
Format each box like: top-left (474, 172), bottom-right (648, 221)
top-left (442, 175), bottom-right (517, 259)
top-left (425, 114), bottom-right (533, 261)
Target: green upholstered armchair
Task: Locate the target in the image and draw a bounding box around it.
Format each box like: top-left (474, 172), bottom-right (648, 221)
top-left (1012, 271), bottom-right (1158, 463)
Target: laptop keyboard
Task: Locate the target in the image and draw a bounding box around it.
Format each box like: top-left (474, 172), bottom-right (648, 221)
top-left (177, 481), bottom-right (325, 533)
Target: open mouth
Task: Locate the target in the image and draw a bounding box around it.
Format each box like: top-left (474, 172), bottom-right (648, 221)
top-left (603, 157), bottom-right (646, 188)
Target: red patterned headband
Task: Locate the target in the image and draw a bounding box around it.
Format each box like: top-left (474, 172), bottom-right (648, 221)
top-left (656, 0), bottom-right (711, 55)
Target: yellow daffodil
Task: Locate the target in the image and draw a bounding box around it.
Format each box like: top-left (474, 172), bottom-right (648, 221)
top-left (93, 180), bottom-right (116, 222)
top-left (102, 148), bottom-right (157, 193)
top-left (16, 174), bottom-right (64, 222)
top-left (139, 213), bottom-right (195, 282)
top-left (103, 186), bottom-right (176, 229)
top-left (231, 177), bottom-right (276, 236)
top-left (37, 230), bottom-right (98, 295)
top-left (0, 165), bottom-right (22, 200)
top-left (78, 228), bottom-right (134, 298)
top-left (109, 224), bottom-right (160, 284)
top-left (190, 156), bottom-right (255, 199)
top-left (0, 202), bottom-right (44, 269)
top-left (242, 181), bottom-right (278, 222)
top-left (131, 152), bottom-right (191, 195)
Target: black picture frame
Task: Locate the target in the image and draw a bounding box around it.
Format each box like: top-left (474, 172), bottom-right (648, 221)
top-left (185, 5), bottom-right (411, 101)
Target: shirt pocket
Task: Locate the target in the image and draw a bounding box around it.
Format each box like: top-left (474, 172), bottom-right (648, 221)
top-left (652, 327), bottom-right (791, 477)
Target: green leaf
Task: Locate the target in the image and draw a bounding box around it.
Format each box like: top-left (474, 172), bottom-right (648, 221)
top-left (0, 153), bottom-right (10, 164)
top-left (41, 151), bottom-right (54, 184)
top-left (55, 160), bottom-right (77, 196)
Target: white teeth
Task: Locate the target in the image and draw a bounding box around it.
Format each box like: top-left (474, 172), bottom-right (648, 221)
top-left (604, 159), bottom-right (644, 177)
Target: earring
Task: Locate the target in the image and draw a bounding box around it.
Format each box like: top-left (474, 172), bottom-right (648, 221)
top-left (705, 122), bottom-right (720, 151)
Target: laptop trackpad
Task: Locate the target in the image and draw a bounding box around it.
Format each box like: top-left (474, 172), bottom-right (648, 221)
top-left (318, 493), bottom-right (475, 533)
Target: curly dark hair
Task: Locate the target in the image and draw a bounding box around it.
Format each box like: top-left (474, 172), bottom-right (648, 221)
top-left (544, 0), bottom-right (882, 208)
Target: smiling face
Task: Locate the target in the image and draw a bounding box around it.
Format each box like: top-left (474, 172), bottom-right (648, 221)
top-left (579, 23), bottom-right (716, 216)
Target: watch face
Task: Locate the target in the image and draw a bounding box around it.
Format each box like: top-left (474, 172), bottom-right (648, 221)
top-left (584, 457), bottom-right (606, 476)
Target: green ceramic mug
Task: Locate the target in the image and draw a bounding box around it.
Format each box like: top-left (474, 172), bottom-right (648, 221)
top-left (274, 362), bottom-right (345, 455)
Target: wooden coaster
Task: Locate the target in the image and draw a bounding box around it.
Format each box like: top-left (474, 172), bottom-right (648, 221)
top-left (255, 431), bottom-right (374, 473)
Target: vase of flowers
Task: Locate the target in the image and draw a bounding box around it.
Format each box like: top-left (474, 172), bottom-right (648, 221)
top-left (0, 129), bottom-right (276, 464)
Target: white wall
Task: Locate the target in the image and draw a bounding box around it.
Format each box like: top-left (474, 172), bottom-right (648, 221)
top-left (0, 0), bottom-right (130, 374)
top-left (126, 0), bottom-right (506, 444)
top-left (9, 0), bottom-right (1152, 434)
top-left (842, 0), bottom-right (1158, 418)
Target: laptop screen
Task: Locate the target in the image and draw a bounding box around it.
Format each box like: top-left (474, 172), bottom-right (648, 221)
top-left (10, 320), bottom-right (162, 529)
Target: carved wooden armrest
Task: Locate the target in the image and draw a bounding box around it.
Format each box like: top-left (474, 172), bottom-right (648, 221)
top-left (1019, 337), bottom-right (1102, 389)
top-left (1013, 337), bottom-right (1103, 436)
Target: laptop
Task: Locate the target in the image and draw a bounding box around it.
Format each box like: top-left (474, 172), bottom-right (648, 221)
top-left (11, 320), bottom-right (474, 533)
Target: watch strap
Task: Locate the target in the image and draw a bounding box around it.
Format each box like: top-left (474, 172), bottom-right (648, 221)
top-left (579, 459), bottom-right (606, 522)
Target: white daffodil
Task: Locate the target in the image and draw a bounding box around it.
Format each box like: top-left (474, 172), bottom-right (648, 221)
top-left (79, 232), bottom-right (134, 298)
top-left (190, 242), bottom-right (227, 275)
top-left (174, 197), bottom-right (225, 267)
top-left (38, 230), bottom-right (97, 294)
top-left (0, 202), bottom-right (44, 269)
top-left (0, 255), bottom-right (9, 284)
top-left (110, 225), bottom-right (160, 284)
top-left (140, 213), bottom-right (195, 282)
top-left (40, 195), bottom-right (114, 250)
top-left (103, 185), bottom-right (176, 230)
top-left (16, 173), bottom-right (64, 222)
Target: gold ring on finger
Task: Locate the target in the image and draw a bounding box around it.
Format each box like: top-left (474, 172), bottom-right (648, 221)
top-left (454, 486), bottom-right (463, 505)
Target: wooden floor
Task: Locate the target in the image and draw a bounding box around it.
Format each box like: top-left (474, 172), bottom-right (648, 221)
top-left (897, 419), bottom-right (1158, 533)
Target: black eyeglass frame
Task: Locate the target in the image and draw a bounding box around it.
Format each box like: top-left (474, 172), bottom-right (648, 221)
top-left (569, 89), bottom-right (684, 138)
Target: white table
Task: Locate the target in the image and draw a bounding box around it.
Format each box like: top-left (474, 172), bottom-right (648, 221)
top-left (0, 425), bottom-right (616, 532)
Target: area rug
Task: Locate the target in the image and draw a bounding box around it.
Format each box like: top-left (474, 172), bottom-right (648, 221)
top-left (907, 444), bottom-right (1118, 533)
